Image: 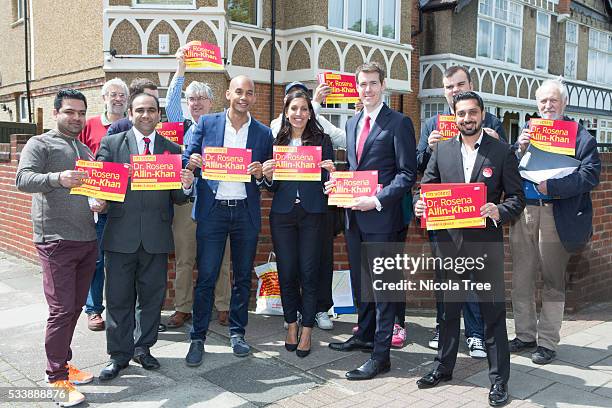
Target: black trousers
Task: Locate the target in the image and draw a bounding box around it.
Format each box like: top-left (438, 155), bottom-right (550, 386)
top-left (105, 247), bottom-right (168, 365)
top-left (316, 207), bottom-right (335, 313)
top-left (346, 213), bottom-right (400, 363)
top-left (434, 244), bottom-right (510, 385)
top-left (270, 204), bottom-right (323, 328)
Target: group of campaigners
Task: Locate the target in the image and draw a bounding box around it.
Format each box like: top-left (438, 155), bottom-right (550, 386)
top-left (15, 49), bottom-right (601, 406)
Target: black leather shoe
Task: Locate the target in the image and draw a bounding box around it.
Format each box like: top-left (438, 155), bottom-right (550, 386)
top-left (345, 359), bottom-right (390, 381)
top-left (416, 370), bottom-right (452, 389)
top-left (132, 353), bottom-right (160, 370)
top-left (99, 362), bottom-right (128, 381)
top-left (508, 337), bottom-right (536, 353)
top-left (329, 336), bottom-right (374, 352)
top-left (532, 346), bottom-right (556, 365)
top-left (488, 383), bottom-right (509, 406)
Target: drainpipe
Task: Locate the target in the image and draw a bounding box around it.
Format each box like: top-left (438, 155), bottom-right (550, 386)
top-left (269, 0), bottom-right (276, 122)
top-left (23, 0), bottom-right (32, 123)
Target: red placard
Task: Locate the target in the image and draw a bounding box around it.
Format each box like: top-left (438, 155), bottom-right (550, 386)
top-left (317, 72), bottom-right (359, 104)
top-left (70, 160), bottom-right (129, 202)
top-left (156, 122), bottom-right (184, 146)
top-left (184, 41), bottom-right (223, 70)
top-left (437, 114), bottom-right (459, 141)
top-left (130, 154), bottom-right (182, 190)
top-left (272, 146), bottom-right (322, 181)
top-left (528, 118), bottom-right (578, 155)
top-left (202, 147), bottom-right (252, 182)
top-left (328, 171), bottom-right (378, 206)
top-left (420, 183), bottom-right (487, 230)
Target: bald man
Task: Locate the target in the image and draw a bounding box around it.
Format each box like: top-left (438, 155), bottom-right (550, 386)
top-left (182, 75), bottom-right (273, 366)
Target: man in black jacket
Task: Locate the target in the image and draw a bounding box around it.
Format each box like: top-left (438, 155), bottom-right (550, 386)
top-left (417, 66), bottom-right (507, 356)
top-left (414, 91), bottom-right (525, 407)
top-left (96, 93), bottom-right (194, 381)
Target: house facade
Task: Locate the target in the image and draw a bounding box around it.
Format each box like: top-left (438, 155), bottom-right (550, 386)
top-left (0, 0), bottom-right (420, 132)
top-left (418, 0), bottom-right (612, 148)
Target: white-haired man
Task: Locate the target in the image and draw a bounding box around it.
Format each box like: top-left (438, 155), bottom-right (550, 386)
top-left (163, 46), bottom-right (232, 329)
top-left (78, 77), bottom-right (129, 332)
top-left (509, 79), bottom-right (601, 364)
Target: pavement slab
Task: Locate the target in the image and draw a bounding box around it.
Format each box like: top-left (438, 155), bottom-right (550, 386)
top-left (1, 252), bottom-right (612, 407)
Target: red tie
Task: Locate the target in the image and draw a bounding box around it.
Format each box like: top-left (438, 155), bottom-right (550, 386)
top-left (356, 115), bottom-right (371, 162)
top-left (143, 137), bottom-right (151, 155)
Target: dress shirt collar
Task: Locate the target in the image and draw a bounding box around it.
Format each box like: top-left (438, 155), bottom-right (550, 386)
top-left (459, 130), bottom-right (484, 150)
top-left (362, 102), bottom-right (384, 124)
top-left (225, 110), bottom-right (251, 132)
top-left (132, 126), bottom-right (156, 143)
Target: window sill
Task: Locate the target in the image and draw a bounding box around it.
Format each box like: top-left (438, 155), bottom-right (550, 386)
top-left (326, 27), bottom-right (400, 44)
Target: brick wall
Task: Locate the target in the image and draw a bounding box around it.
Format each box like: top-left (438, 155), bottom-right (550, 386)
top-left (2, 144), bottom-right (610, 313)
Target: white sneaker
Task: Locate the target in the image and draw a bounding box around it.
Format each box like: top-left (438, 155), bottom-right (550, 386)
top-left (467, 337), bottom-right (487, 358)
top-left (315, 312), bottom-right (334, 330)
top-left (283, 311), bottom-right (302, 329)
top-left (428, 329), bottom-right (439, 349)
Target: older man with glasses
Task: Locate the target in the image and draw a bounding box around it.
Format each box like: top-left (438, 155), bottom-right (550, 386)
top-left (163, 46), bottom-right (233, 329)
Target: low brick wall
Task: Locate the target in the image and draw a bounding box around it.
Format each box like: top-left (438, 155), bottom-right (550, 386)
top-left (2, 133), bottom-right (611, 312)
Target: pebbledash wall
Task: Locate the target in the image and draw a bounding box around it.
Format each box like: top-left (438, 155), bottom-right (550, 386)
top-left (1, 133), bottom-right (611, 313)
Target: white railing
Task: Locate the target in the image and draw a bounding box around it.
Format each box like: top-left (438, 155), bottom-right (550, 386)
top-left (420, 53), bottom-right (612, 113)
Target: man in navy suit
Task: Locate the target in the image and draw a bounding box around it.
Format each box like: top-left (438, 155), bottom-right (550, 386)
top-left (509, 79), bottom-right (601, 365)
top-left (327, 62), bottom-right (417, 380)
top-left (182, 75), bottom-right (273, 366)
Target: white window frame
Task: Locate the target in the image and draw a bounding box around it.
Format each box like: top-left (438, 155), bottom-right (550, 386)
top-left (227, 0), bottom-right (262, 28)
top-left (587, 28), bottom-right (612, 86)
top-left (328, 0), bottom-right (400, 42)
top-left (132, 0), bottom-right (196, 9)
top-left (19, 95), bottom-right (29, 123)
top-left (476, 0), bottom-right (523, 65)
top-left (535, 11), bottom-right (550, 72)
top-left (564, 21), bottom-right (578, 79)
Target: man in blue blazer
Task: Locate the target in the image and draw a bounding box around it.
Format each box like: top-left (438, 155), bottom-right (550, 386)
top-left (509, 79), bottom-right (601, 365)
top-left (182, 75), bottom-right (273, 366)
top-left (328, 62), bottom-right (417, 380)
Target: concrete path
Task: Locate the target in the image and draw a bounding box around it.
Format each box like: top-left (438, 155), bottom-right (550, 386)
top-left (0, 252), bottom-right (611, 407)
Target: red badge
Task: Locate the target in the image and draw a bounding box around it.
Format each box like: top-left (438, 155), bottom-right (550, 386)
top-left (482, 167), bottom-right (493, 178)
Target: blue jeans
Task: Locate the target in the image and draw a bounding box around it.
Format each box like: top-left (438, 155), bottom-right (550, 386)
top-left (84, 213), bottom-right (107, 315)
top-left (436, 295), bottom-right (484, 339)
top-left (190, 202), bottom-right (259, 341)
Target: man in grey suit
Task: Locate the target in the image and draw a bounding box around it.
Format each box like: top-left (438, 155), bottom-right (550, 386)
top-left (96, 92), bottom-right (195, 381)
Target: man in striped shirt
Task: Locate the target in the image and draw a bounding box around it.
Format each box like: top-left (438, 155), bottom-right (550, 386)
top-left (164, 46), bottom-right (232, 329)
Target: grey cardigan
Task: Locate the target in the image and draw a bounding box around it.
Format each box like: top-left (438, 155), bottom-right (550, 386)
top-left (16, 129), bottom-right (96, 243)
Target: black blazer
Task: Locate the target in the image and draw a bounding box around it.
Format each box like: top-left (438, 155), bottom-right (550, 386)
top-left (267, 134), bottom-right (334, 214)
top-left (418, 133), bottom-right (525, 252)
top-left (345, 104), bottom-right (417, 233)
top-left (97, 129), bottom-right (188, 254)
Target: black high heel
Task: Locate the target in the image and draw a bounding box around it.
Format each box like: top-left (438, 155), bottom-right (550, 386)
top-left (296, 330), bottom-right (311, 358)
top-left (285, 322), bottom-right (298, 352)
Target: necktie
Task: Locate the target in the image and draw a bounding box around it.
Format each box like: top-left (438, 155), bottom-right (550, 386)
top-left (356, 115), bottom-right (371, 163)
top-left (143, 137), bottom-right (151, 155)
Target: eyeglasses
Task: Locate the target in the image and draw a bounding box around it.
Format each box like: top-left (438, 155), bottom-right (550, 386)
top-left (188, 96), bottom-right (209, 102)
top-left (108, 92), bottom-right (127, 99)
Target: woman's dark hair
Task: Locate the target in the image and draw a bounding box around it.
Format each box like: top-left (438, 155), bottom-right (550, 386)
top-left (275, 91), bottom-right (326, 146)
